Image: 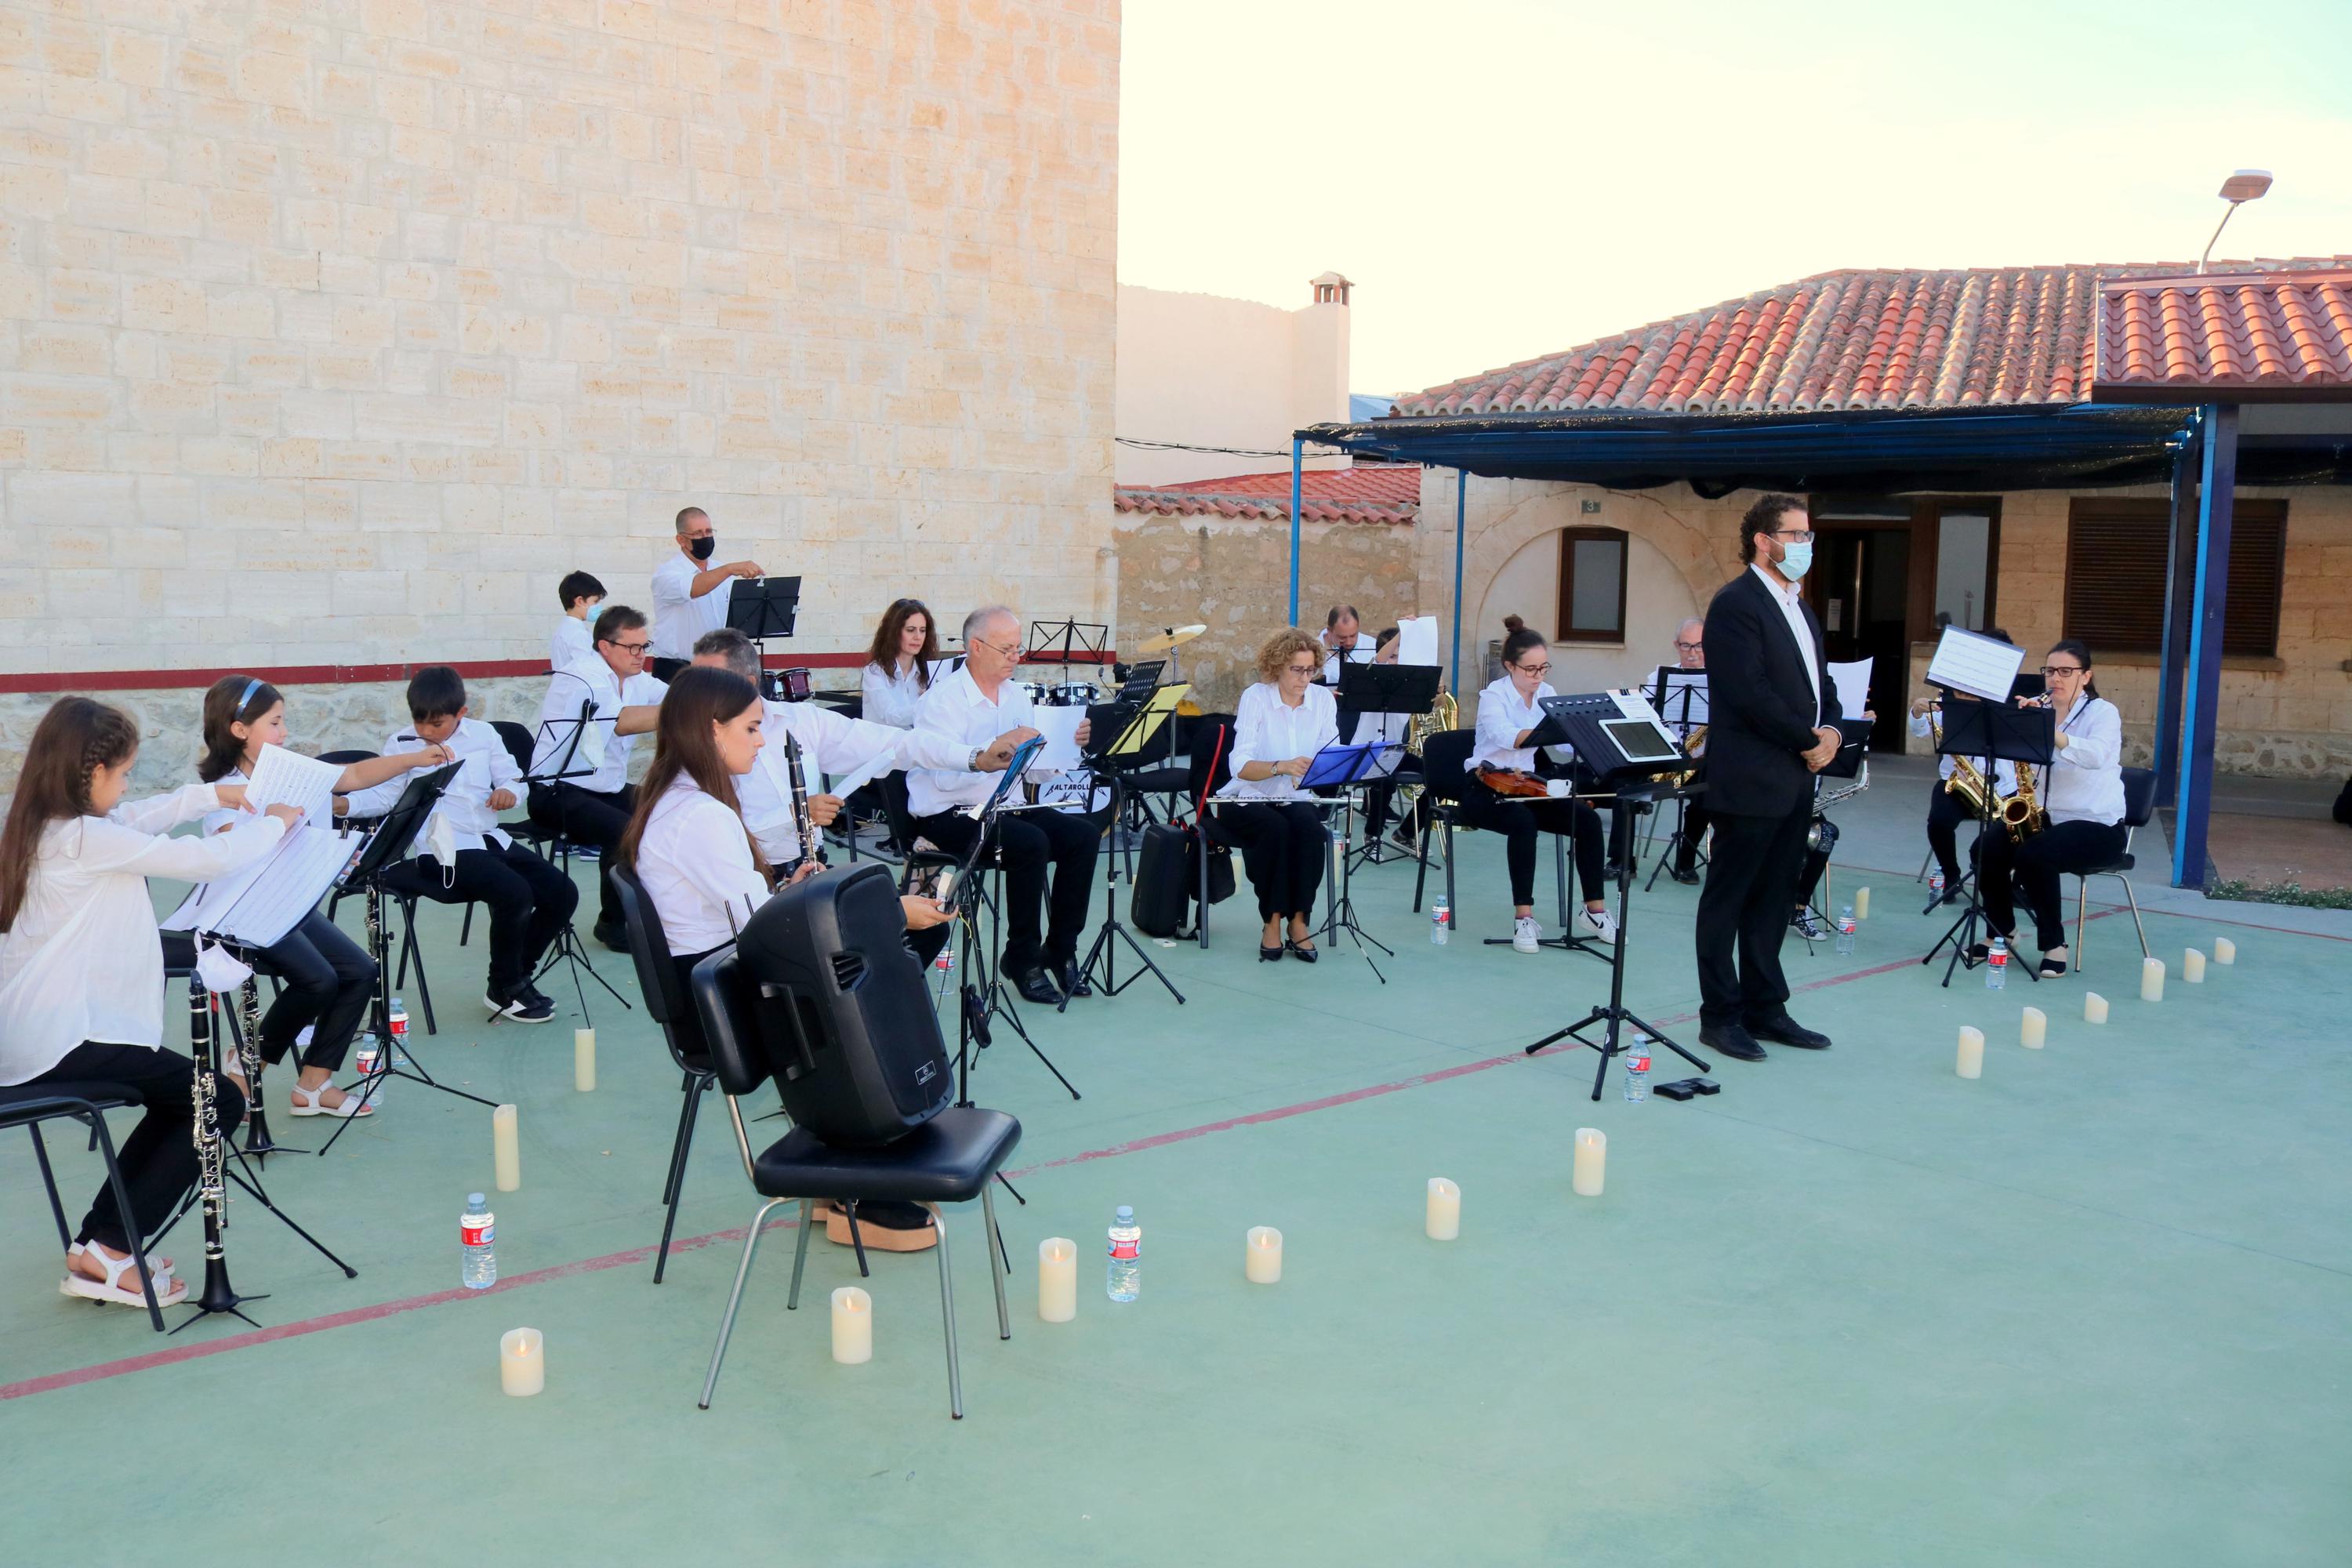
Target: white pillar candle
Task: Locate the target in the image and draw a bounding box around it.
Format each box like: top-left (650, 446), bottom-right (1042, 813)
top-left (830, 1286), bottom-right (873, 1363)
top-left (1571, 1127), bottom-right (1606, 1197)
top-left (2140, 956), bottom-right (2165, 1003)
top-left (1956, 1026), bottom-right (1985, 1079)
top-left (2213, 936), bottom-right (2236, 965)
top-left (2183, 948), bottom-right (2205, 983)
top-left (1425, 1178), bottom-right (1461, 1241)
top-left (2020, 1007), bottom-right (2046, 1048)
top-left (1245, 1226), bottom-right (1283, 1283)
top-left (499, 1327), bottom-right (544, 1396)
top-left (573, 1027), bottom-right (597, 1091)
top-left (1853, 886), bottom-right (1871, 920)
top-left (492, 1104), bottom-right (521, 1192)
top-left (1037, 1238), bottom-right (1076, 1323)
top-left (2084, 992), bottom-right (2109, 1025)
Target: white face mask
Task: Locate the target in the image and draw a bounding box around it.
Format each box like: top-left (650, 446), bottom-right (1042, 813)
top-left (426, 810), bottom-right (459, 871)
top-left (1776, 539), bottom-right (1814, 581)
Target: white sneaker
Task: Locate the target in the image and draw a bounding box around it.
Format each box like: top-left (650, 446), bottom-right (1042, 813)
top-left (1580, 908), bottom-right (1619, 944)
top-left (1512, 916), bottom-right (1541, 953)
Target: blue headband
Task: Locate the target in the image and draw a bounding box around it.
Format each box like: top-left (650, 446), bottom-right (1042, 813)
top-left (237, 677), bottom-right (264, 714)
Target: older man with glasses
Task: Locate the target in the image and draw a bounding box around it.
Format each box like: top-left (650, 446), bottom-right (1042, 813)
top-left (528, 603), bottom-right (669, 949)
top-left (1664, 617), bottom-right (1712, 884)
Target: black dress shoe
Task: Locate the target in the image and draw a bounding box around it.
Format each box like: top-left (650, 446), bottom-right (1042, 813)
top-left (1668, 864), bottom-right (1700, 886)
top-left (1055, 960), bottom-right (1093, 998)
top-left (1697, 1022), bottom-right (1766, 1062)
top-left (1258, 944), bottom-right (1284, 963)
top-left (1285, 938), bottom-right (1319, 964)
top-left (592, 920), bottom-right (630, 953)
top-left (1011, 966), bottom-right (1063, 1006)
top-left (1749, 1014), bottom-right (1831, 1050)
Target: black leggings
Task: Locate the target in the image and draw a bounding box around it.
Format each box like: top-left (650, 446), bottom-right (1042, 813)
top-left (1926, 778), bottom-right (1973, 884)
top-left (1455, 785), bottom-right (1606, 906)
top-left (251, 908), bottom-right (376, 1073)
top-left (1217, 800), bottom-right (1329, 921)
top-left (26, 1042), bottom-right (244, 1254)
top-left (1976, 818), bottom-right (2128, 951)
top-left (1362, 762), bottom-right (1425, 842)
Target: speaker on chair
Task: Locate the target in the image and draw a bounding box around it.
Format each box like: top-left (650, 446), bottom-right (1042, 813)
top-left (735, 862), bottom-right (951, 1148)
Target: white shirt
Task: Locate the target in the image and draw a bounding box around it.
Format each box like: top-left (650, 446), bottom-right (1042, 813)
top-left (1748, 562), bottom-right (1822, 725)
top-left (1321, 633), bottom-right (1376, 686)
top-left (530, 654), bottom-right (668, 795)
top-left (2036, 694), bottom-right (2125, 827)
top-left (1908, 706), bottom-right (2020, 793)
top-left (550, 614), bottom-right (593, 670)
top-left (633, 778), bottom-right (771, 956)
top-left (1222, 681), bottom-right (1339, 800)
top-left (907, 666), bottom-right (1036, 817)
top-left (1471, 677), bottom-right (1570, 775)
top-left (0, 785), bottom-right (285, 1086)
top-left (651, 552), bottom-right (735, 662)
top-left (740, 699), bottom-right (965, 865)
top-left (342, 718), bottom-right (522, 855)
top-left (860, 659), bottom-right (935, 730)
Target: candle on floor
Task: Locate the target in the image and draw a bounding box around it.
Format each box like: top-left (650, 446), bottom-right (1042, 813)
top-left (2214, 936), bottom-right (2237, 965)
top-left (573, 1027), bottom-right (596, 1091)
top-left (1571, 1127), bottom-right (1606, 1197)
top-left (2183, 947), bottom-right (2206, 983)
top-left (1425, 1178), bottom-right (1461, 1241)
top-left (1037, 1238), bottom-right (1076, 1323)
top-left (1853, 886), bottom-right (1871, 920)
top-left (2140, 956), bottom-right (2165, 1003)
top-left (499, 1327), bottom-right (544, 1396)
top-left (2084, 992), bottom-right (2109, 1025)
top-left (1245, 1226), bottom-right (1283, 1283)
top-left (831, 1287), bottom-right (873, 1363)
top-left (1956, 1026), bottom-right (1984, 1079)
top-left (2020, 1007), bottom-right (2046, 1048)
top-left (492, 1104), bottom-right (521, 1192)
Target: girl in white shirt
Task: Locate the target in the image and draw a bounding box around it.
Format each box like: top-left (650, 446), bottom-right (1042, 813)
top-left (0, 698), bottom-right (297, 1308)
top-left (1976, 641), bottom-right (2127, 978)
top-left (1219, 627), bottom-right (1340, 962)
top-left (858, 597), bottom-right (941, 730)
top-left (1461, 618), bottom-right (1617, 951)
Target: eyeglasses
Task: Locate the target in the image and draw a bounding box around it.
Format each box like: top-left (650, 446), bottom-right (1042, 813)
top-left (1514, 662), bottom-right (1552, 676)
top-left (1772, 528), bottom-right (1816, 544)
top-left (971, 637), bottom-right (1025, 661)
top-left (1284, 661), bottom-right (1319, 676)
top-left (1673, 641), bottom-right (1704, 653)
top-left (2038, 665), bottom-right (2084, 678)
top-left (606, 639), bottom-right (651, 655)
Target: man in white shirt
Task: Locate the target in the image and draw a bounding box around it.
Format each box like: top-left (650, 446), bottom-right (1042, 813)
top-left (906, 605), bottom-right (1094, 1004)
top-left (527, 604), bottom-right (667, 949)
top-left (550, 569), bottom-right (604, 670)
top-left (1664, 617), bottom-right (1712, 884)
top-left (1319, 604), bottom-right (1376, 684)
top-left (649, 506), bottom-right (764, 680)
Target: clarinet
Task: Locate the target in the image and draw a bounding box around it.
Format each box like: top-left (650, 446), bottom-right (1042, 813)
top-left (784, 729), bottom-right (826, 878)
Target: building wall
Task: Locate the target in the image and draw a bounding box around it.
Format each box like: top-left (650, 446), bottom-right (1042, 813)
top-left (1473, 527), bottom-right (1705, 698)
top-left (1114, 282), bottom-right (1348, 487)
top-left (0, 0), bottom-right (1120, 790)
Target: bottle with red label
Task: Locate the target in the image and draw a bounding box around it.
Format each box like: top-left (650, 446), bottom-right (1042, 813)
top-left (387, 996), bottom-right (410, 1067)
top-left (461, 1192), bottom-right (497, 1290)
top-left (1105, 1205), bottom-right (1141, 1302)
top-left (1623, 1033), bottom-right (1653, 1102)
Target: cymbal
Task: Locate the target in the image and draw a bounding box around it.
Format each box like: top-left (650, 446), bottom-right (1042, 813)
top-left (1134, 623), bottom-right (1207, 655)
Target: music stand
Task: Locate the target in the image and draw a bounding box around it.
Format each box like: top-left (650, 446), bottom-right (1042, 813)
top-left (1295, 739), bottom-right (1404, 982)
top-left (1027, 620), bottom-right (1109, 666)
top-left (724, 574), bottom-right (800, 643)
top-left (1337, 662), bottom-right (1440, 869)
top-left (521, 696), bottom-right (633, 1022)
top-left (1065, 689), bottom-right (1188, 1011)
top-left (1643, 668), bottom-right (1708, 891)
top-left (1922, 699), bottom-right (2054, 988)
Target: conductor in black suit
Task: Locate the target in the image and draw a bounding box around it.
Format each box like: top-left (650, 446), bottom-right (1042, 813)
top-left (1693, 495), bottom-right (1846, 1062)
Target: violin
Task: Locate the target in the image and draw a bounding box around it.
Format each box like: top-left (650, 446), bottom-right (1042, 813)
top-left (1474, 764), bottom-right (1557, 800)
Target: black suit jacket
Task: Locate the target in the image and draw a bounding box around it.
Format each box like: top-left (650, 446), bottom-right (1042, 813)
top-left (1698, 568), bottom-right (1842, 819)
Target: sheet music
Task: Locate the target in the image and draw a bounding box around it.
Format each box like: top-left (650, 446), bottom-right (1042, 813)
top-left (1396, 616), bottom-right (1439, 667)
top-left (1606, 688), bottom-right (1671, 727)
top-left (1828, 659), bottom-right (1874, 724)
top-left (1926, 628), bottom-right (2024, 705)
top-left (161, 825), bottom-right (360, 947)
top-left (1365, 742), bottom-right (1406, 780)
top-left (1033, 773), bottom-right (1110, 814)
top-left (1030, 704), bottom-right (1083, 773)
top-left (1108, 684), bottom-right (1188, 757)
top-left (245, 742), bottom-right (340, 825)
top-left (826, 739), bottom-right (901, 803)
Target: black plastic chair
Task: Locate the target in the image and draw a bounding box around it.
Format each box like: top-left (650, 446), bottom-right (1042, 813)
top-left (2071, 766), bottom-right (2158, 969)
top-left (609, 862), bottom-right (715, 1284)
top-left (687, 949), bottom-right (1018, 1417)
top-left (1185, 717), bottom-right (1237, 947)
top-left (2, 1085), bottom-right (171, 1332)
top-left (1410, 729), bottom-right (1569, 935)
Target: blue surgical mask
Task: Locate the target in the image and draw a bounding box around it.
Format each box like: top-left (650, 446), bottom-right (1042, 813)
top-left (1777, 540), bottom-right (1813, 581)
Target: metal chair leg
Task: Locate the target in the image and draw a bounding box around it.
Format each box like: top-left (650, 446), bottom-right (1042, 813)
top-left (2074, 876), bottom-right (2089, 965)
top-left (786, 1197), bottom-right (815, 1309)
top-left (982, 1183), bottom-right (1010, 1341)
top-left (652, 1080), bottom-right (707, 1284)
top-left (402, 900), bottom-right (438, 1036)
top-left (1411, 808), bottom-right (1432, 912)
top-left (1443, 816), bottom-right (1457, 930)
top-left (931, 1203), bottom-right (963, 1420)
top-left (27, 1123), bottom-right (71, 1250)
top-left (2122, 875), bottom-right (2147, 958)
top-left (659, 1074), bottom-right (703, 1208)
top-left (89, 1113), bottom-right (166, 1333)
top-left (1553, 831), bottom-right (1569, 928)
top-left (699, 1196), bottom-right (787, 1410)
top-left (459, 903), bottom-right (474, 948)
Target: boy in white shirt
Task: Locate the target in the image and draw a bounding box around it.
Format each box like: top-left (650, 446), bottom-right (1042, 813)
top-left (550, 570), bottom-right (604, 670)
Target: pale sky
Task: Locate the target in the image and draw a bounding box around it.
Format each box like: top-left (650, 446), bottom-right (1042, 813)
top-left (1117, 0), bottom-right (2352, 403)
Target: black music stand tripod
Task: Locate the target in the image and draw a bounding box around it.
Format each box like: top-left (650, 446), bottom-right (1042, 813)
top-left (1294, 740), bottom-right (1403, 983)
top-left (521, 699), bottom-right (633, 1023)
top-left (1922, 696), bottom-right (2054, 989)
top-left (1336, 661), bottom-right (1439, 872)
top-left (1644, 668), bottom-right (1708, 891)
top-left (1067, 695), bottom-right (1185, 1011)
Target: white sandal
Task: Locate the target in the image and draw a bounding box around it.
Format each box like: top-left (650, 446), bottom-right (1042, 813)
top-left (65, 1240), bottom-right (175, 1290)
top-left (61, 1245), bottom-right (187, 1308)
top-left (289, 1080), bottom-right (376, 1118)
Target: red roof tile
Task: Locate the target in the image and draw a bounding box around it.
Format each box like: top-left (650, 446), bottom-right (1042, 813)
top-left (1396, 258), bottom-right (2352, 417)
top-left (1113, 466), bottom-right (1421, 524)
top-left (2093, 271), bottom-right (2352, 400)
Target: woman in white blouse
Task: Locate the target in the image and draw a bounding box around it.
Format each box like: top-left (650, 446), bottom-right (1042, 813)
top-left (1975, 640), bottom-right (2125, 978)
top-left (1463, 618), bottom-right (1617, 952)
top-left (1219, 627), bottom-right (1339, 961)
top-left (858, 597), bottom-right (942, 730)
top-left (0, 698), bottom-right (298, 1308)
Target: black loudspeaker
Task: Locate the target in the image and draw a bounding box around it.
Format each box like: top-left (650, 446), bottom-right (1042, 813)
top-left (735, 862), bottom-right (950, 1148)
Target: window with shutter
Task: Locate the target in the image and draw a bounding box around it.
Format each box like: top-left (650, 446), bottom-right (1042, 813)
top-left (2062, 499), bottom-right (2285, 658)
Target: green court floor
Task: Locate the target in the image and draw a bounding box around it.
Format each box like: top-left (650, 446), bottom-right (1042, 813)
top-left (5, 822), bottom-right (2348, 1566)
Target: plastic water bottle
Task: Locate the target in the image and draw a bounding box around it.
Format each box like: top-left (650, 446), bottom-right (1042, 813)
top-left (1930, 870), bottom-right (1946, 899)
top-left (1105, 1205), bottom-right (1141, 1302)
top-left (461, 1192), bottom-right (496, 1290)
top-left (353, 1035), bottom-right (386, 1107)
top-left (387, 996), bottom-right (410, 1067)
top-left (1431, 893), bottom-right (1450, 946)
top-left (1986, 937), bottom-right (2008, 991)
top-left (933, 945), bottom-right (955, 978)
top-left (1835, 904), bottom-right (1857, 956)
top-left (1623, 1033), bottom-right (1652, 1102)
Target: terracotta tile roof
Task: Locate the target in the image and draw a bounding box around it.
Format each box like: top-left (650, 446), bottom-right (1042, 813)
top-left (1395, 258), bottom-right (2352, 418)
top-left (1112, 466), bottom-right (1421, 524)
top-left (2094, 271), bottom-right (2352, 400)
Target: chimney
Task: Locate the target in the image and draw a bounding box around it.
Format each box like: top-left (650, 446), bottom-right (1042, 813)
top-left (1310, 270), bottom-right (1352, 307)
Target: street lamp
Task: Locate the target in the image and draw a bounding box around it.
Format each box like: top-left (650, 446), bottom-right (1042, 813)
top-left (2197, 169), bottom-right (2272, 274)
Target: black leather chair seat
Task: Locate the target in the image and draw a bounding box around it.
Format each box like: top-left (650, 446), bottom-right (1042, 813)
top-left (752, 1107), bottom-right (1019, 1205)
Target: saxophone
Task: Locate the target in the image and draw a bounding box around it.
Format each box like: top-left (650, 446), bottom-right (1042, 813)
top-left (1669, 724), bottom-right (1707, 789)
top-left (1998, 757), bottom-right (2047, 840)
top-left (1930, 708), bottom-right (1993, 815)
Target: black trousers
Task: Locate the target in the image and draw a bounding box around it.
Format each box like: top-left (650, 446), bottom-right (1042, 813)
top-left (1794, 843), bottom-right (1830, 909)
top-left (1217, 800), bottom-right (1329, 921)
top-left (384, 844), bottom-right (579, 996)
top-left (1673, 798), bottom-right (1714, 873)
top-left (1976, 818), bottom-right (2127, 951)
top-left (251, 908), bottom-right (376, 1073)
top-left (1455, 784), bottom-right (1607, 906)
top-left (1361, 761), bottom-right (1425, 842)
top-left (913, 808), bottom-right (1098, 973)
top-left (1926, 779), bottom-right (1973, 884)
top-left (532, 781), bottom-right (637, 928)
top-left (27, 1041), bottom-right (243, 1254)
top-left (1695, 806), bottom-right (1812, 1027)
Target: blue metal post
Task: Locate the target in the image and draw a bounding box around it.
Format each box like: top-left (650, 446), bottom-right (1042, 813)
top-left (2151, 426), bottom-right (2199, 810)
top-left (1287, 438), bottom-right (1303, 626)
top-left (1450, 469), bottom-right (1466, 697)
top-left (2172, 403), bottom-right (2238, 889)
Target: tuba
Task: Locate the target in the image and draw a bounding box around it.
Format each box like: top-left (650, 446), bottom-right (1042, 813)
top-left (1406, 688), bottom-right (1457, 756)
